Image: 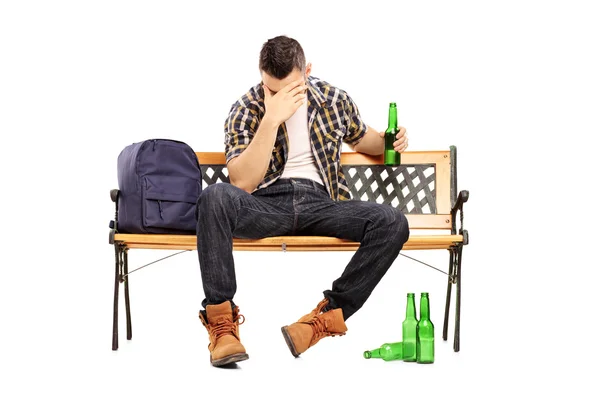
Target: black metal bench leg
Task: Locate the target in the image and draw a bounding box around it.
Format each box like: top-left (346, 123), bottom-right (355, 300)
top-left (453, 245), bottom-right (463, 352)
top-left (124, 248), bottom-right (132, 340)
top-left (443, 248), bottom-right (455, 341)
top-left (112, 244), bottom-right (122, 351)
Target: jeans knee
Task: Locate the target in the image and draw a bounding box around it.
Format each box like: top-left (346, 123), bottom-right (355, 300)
top-left (196, 183), bottom-right (239, 219)
top-left (394, 209), bottom-right (410, 244)
top-left (377, 206), bottom-right (409, 246)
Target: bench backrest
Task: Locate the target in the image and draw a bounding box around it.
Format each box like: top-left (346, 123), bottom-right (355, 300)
top-left (196, 147), bottom-right (457, 231)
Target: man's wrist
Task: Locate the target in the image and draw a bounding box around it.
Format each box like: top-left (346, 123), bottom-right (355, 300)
top-left (261, 114), bottom-right (280, 130)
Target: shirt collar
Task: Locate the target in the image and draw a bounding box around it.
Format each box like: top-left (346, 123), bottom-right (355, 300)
top-left (307, 77), bottom-right (327, 108)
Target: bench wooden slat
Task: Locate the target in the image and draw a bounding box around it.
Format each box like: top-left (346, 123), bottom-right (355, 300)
top-left (119, 244), bottom-right (455, 251)
top-left (113, 234), bottom-right (463, 251)
top-left (196, 150), bottom-right (451, 166)
top-left (404, 215), bottom-right (451, 230)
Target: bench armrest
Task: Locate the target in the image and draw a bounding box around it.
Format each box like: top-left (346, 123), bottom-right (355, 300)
top-left (451, 190), bottom-right (469, 244)
top-left (109, 189), bottom-right (120, 244)
top-left (110, 189), bottom-right (120, 203)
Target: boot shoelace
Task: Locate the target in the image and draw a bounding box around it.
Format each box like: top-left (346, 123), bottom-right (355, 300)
top-left (307, 314), bottom-right (345, 346)
top-left (313, 298), bottom-right (329, 313)
top-left (210, 313), bottom-right (245, 340)
top-left (309, 316), bottom-right (330, 343)
top-left (300, 298), bottom-right (329, 322)
top-left (304, 299), bottom-right (337, 343)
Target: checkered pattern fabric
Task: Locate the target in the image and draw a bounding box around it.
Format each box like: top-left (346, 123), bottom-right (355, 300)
top-left (224, 76), bottom-right (368, 201)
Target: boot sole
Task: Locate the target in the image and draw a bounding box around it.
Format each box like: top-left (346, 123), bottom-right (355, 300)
top-left (281, 326), bottom-right (300, 358)
top-left (211, 352), bottom-right (249, 367)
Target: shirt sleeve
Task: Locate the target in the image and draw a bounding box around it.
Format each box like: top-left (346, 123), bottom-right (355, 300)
top-left (343, 95), bottom-right (368, 146)
top-left (224, 106), bottom-right (260, 164)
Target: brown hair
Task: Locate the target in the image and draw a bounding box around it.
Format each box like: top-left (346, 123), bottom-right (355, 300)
top-left (259, 35), bottom-right (306, 79)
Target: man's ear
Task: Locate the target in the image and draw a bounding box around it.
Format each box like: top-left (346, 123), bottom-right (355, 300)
top-left (305, 62), bottom-right (312, 78)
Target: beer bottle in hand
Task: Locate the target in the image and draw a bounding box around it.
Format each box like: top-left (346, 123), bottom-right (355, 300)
top-left (384, 102), bottom-right (401, 166)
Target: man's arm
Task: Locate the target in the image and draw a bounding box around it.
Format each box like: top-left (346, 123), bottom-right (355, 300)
top-left (227, 116), bottom-right (279, 193)
top-left (342, 95), bottom-right (408, 156)
top-left (352, 124), bottom-right (408, 155)
top-left (227, 80), bottom-right (307, 193)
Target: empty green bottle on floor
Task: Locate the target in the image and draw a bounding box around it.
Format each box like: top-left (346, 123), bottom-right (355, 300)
top-left (363, 342), bottom-right (404, 361)
top-left (416, 292), bottom-right (435, 364)
top-left (384, 102), bottom-right (401, 166)
top-left (402, 293), bottom-right (418, 361)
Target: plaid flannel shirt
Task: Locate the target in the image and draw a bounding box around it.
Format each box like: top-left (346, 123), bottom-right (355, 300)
top-left (224, 76), bottom-right (368, 201)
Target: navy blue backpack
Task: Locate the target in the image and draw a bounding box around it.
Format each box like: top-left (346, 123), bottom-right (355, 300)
top-left (115, 139), bottom-right (202, 234)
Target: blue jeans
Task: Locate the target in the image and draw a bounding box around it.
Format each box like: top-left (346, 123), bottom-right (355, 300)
top-left (196, 178), bottom-right (410, 320)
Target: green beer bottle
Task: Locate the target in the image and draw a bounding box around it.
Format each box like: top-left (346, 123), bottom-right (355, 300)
top-left (384, 102), bottom-right (401, 166)
top-left (416, 292), bottom-right (434, 364)
top-left (402, 293), bottom-right (418, 362)
top-left (363, 342), bottom-right (404, 361)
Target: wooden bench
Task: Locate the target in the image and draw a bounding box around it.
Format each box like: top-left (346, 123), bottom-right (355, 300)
top-left (109, 146), bottom-right (470, 352)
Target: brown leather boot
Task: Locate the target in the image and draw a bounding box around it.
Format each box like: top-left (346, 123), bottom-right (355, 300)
top-left (281, 299), bottom-right (347, 357)
top-left (198, 301), bottom-right (249, 367)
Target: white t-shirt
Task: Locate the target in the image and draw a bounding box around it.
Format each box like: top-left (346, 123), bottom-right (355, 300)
top-left (280, 101), bottom-right (324, 185)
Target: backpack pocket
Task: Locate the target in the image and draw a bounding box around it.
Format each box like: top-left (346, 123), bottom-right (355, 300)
top-left (142, 175), bottom-right (201, 233)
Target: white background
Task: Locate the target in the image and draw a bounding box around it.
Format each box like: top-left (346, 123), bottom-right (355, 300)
top-left (1, 0), bottom-right (599, 398)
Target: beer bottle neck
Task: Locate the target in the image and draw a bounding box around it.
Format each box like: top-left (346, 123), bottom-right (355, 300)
top-left (387, 105), bottom-right (397, 131)
top-left (364, 349), bottom-right (382, 359)
top-left (420, 295), bottom-right (430, 320)
top-left (406, 294), bottom-right (416, 319)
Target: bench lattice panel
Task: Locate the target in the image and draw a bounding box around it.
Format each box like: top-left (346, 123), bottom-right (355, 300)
top-left (343, 165), bottom-right (436, 214)
top-left (200, 164), bottom-right (436, 214)
top-left (201, 165), bottom-right (230, 185)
